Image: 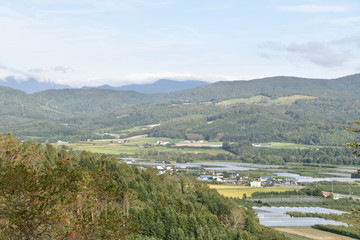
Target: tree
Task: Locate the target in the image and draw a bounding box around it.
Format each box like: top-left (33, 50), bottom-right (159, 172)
top-left (0, 134), bottom-right (131, 240)
top-left (351, 169), bottom-right (360, 178)
top-left (347, 120), bottom-right (360, 178)
top-left (347, 120), bottom-right (360, 157)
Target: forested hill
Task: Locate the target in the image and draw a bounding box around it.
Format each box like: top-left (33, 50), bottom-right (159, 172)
top-left (163, 73), bottom-right (360, 102)
top-left (0, 73), bottom-right (359, 145)
top-left (0, 133), bottom-right (286, 240)
top-left (95, 79), bottom-right (209, 94)
top-left (32, 88), bottom-right (154, 112)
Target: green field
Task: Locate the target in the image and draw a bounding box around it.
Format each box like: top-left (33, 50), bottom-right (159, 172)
top-left (94, 123), bottom-right (161, 138)
top-left (53, 136), bottom-right (228, 156)
top-left (261, 142), bottom-right (325, 150)
top-left (216, 95), bottom-right (317, 107)
top-left (208, 185), bottom-right (291, 198)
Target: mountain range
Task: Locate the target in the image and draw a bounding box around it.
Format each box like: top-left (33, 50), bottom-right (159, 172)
top-left (0, 76), bottom-right (209, 94)
top-left (94, 79), bottom-right (209, 94)
top-left (0, 76), bottom-right (70, 94)
top-left (0, 73), bottom-right (359, 146)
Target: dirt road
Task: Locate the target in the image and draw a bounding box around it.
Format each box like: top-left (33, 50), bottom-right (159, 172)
top-left (275, 227), bottom-right (355, 240)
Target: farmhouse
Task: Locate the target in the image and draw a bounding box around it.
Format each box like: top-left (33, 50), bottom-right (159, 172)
top-left (260, 177), bottom-right (274, 182)
top-left (156, 141), bottom-right (171, 146)
top-left (250, 181), bottom-right (261, 187)
top-left (225, 179), bottom-right (237, 183)
top-left (199, 175), bottom-right (213, 181)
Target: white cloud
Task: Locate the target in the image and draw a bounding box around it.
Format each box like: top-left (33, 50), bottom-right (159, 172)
top-left (52, 66), bottom-right (74, 73)
top-left (326, 17), bottom-right (360, 24)
top-left (259, 41), bottom-right (283, 51)
top-left (0, 65), bottom-right (28, 82)
top-left (40, 9), bottom-right (106, 14)
top-left (80, 72), bottom-right (262, 87)
top-left (0, 7), bottom-right (15, 15)
top-left (259, 41), bottom-right (351, 68)
top-left (1, 1), bottom-right (357, 86)
top-left (286, 42), bottom-right (349, 67)
top-left (0, 65), bottom-right (73, 85)
top-left (334, 35), bottom-right (360, 47)
top-left (28, 68), bottom-right (44, 73)
top-left (278, 5), bottom-right (348, 13)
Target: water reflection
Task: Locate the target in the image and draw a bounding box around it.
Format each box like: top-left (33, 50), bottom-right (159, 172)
top-left (132, 160), bottom-right (360, 182)
top-left (134, 161), bottom-right (282, 171)
top-left (274, 173), bottom-right (357, 183)
top-left (253, 206), bottom-right (348, 227)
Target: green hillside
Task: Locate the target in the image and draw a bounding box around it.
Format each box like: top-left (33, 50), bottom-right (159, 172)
top-left (32, 88), bottom-right (154, 113)
top-left (0, 73), bottom-right (359, 148)
top-left (164, 74), bottom-right (360, 102)
top-left (0, 133), bottom-right (286, 240)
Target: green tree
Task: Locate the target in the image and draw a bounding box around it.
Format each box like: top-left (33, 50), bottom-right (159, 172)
top-left (347, 120), bottom-right (360, 157)
top-left (347, 120), bottom-right (360, 178)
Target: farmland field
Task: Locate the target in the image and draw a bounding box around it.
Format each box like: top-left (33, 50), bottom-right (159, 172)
top-left (208, 185), bottom-right (291, 198)
top-left (216, 95), bottom-right (317, 106)
top-left (260, 142), bottom-right (325, 150)
top-left (53, 136), bottom-right (228, 156)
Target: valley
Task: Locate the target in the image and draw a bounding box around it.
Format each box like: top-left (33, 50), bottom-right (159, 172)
top-left (1, 74), bottom-right (360, 239)
top-left (3, 1), bottom-right (360, 239)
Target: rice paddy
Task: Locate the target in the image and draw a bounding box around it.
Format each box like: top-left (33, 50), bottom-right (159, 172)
top-left (208, 185), bottom-right (291, 198)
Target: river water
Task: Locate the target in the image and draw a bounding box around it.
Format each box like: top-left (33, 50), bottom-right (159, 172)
top-left (132, 161), bottom-right (360, 182)
top-left (253, 206), bottom-right (348, 227)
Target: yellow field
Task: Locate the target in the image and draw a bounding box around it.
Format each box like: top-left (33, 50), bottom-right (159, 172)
top-left (208, 185), bottom-right (291, 198)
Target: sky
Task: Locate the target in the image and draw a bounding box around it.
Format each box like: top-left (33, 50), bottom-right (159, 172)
top-left (0, 0), bottom-right (360, 87)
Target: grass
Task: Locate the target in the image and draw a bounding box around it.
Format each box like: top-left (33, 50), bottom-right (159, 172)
top-left (216, 95), bottom-right (271, 106)
top-left (118, 123), bottom-right (160, 134)
top-left (95, 123), bottom-right (160, 137)
top-left (281, 232), bottom-right (314, 240)
top-left (271, 95), bottom-right (317, 105)
top-left (261, 142), bottom-right (325, 150)
top-left (216, 95), bottom-right (317, 107)
top-left (208, 185), bottom-right (291, 198)
top-left (53, 137), bottom-right (229, 156)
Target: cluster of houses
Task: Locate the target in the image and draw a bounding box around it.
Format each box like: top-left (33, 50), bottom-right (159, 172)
top-left (198, 168), bottom-right (298, 187)
top-left (156, 165), bottom-right (174, 175)
top-left (198, 169), bottom-right (239, 184)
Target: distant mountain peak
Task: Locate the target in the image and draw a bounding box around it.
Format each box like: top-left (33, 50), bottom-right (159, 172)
top-left (0, 76), bottom-right (70, 93)
top-left (91, 79), bottom-right (210, 94)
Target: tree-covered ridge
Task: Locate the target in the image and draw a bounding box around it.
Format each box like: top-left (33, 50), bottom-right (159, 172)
top-left (162, 73), bottom-right (360, 102)
top-left (0, 133), bottom-right (286, 240)
top-left (0, 73), bottom-right (359, 145)
top-left (221, 142), bottom-right (359, 165)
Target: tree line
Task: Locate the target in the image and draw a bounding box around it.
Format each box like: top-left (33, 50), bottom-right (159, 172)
top-left (0, 133), bottom-right (286, 240)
